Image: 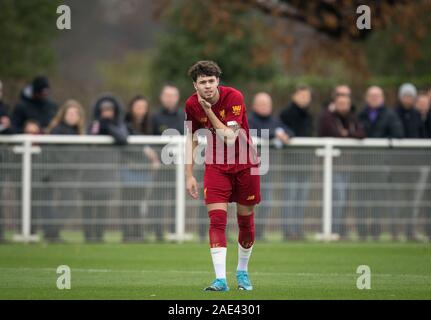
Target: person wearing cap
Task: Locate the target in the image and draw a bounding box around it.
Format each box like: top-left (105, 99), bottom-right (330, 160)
top-left (396, 83), bottom-right (422, 138)
top-left (11, 76), bottom-right (58, 133)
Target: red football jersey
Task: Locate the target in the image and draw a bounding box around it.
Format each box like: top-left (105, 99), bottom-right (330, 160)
top-left (185, 86), bottom-right (259, 173)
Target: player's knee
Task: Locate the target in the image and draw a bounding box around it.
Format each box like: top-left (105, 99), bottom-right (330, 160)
top-left (209, 210), bottom-right (227, 230)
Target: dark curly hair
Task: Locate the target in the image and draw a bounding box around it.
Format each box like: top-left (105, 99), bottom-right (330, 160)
top-left (188, 60), bottom-right (222, 82)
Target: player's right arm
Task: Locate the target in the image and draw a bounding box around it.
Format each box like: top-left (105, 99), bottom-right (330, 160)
top-left (186, 137), bottom-right (199, 199)
top-left (185, 102), bottom-right (200, 199)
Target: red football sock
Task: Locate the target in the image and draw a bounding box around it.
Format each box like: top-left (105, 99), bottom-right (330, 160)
top-left (237, 213), bottom-right (255, 249)
top-left (208, 210), bottom-right (227, 248)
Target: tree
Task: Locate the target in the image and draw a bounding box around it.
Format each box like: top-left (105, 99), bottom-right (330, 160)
top-left (151, 0), bottom-right (281, 96)
top-left (0, 0), bottom-right (60, 80)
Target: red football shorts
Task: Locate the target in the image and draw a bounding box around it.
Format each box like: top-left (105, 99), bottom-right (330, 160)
top-left (203, 165), bottom-right (261, 206)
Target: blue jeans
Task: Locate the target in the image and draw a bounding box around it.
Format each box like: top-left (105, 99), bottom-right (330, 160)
top-left (332, 172), bottom-right (349, 237)
top-left (281, 172), bottom-right (311, 239)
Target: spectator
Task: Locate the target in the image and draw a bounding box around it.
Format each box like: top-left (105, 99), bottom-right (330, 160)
top-left (396, 83), bottom-right (422, 138)
top-left (152, 84), bottom-right (185, 135)
top-left (395, 83), bottom-right (424, 241)
top-left (151, 85), bottom-right (183, 240)
top-left (121, 95), bottom-right (161, 242)
top-left (318, 93), bottom-right (365, 240)
top-left (23, 119), bottom-right (42, 135)
top-left (0, 80), bottom-right (12, 242)
top-left (279, 86), bottom-right (313, 240)
top-left (358, 86), bottom-right (404, 138)
top-left (48, 99), bottom-right (86, 135)
top-left (0, 80), bottom-right (13, 135)
top-left (248, 92), bottom-right (294, 241)
top-left (39, 100), bottom-right (87, 243)
top-left (415, 93), bottom-right (431, 138)
top-left (280, 85), bottom-right (313, 137)
top-left (12, 76), bottom-right (58, 133)
top-left (318, 94), bottom-right (365, 139)
top-left (358, 86), bottom-right (403, 241)
top-left (324, 84), bottom-right (357, 113)
top-left (84, 95), bottom-right (128, 242)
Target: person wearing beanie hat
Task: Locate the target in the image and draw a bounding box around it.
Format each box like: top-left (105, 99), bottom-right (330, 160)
top-left (11, 76), bottom-right (58, 133)
top-left (395, 83), bottom-right (423, 242)
top-left (396, 83), bottom-right (422, 138)
top-left (32, 76), bottom-right (50, 97)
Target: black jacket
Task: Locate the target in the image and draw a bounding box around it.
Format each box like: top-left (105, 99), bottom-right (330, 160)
top-left (248, 112), bottom-right (294, 139)
top-left (51, 122), bottom-right (80, 135)
top-left (87, 95), bottom-right (128, 145)
top-left (151, 107), bottom-right (185, 135)
top-left (0, 100), bottom-right (13, 134)
top-left (419, 113), bottom-right (431, 138)
top-left (395, 105), bottom-right (423, 138)
top-left (12, 85), bottom-right (58, 133)
top-left (358, 105), bottom-right (404, 138)
top-left (279, 102), bottom-right (313, 137)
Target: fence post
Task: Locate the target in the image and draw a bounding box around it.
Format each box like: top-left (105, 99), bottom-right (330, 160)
top-left (12, 137), bottom-right (40, 243)
top-left (315, 141), bottom-right (340, 241)
top-left (175, 138), bottom-right (186, 243)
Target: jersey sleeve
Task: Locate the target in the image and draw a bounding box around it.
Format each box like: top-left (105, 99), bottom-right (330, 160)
top-left (185, 103), bottom-right (201, 134)
top-left (224, 91), bottom-right (246, 127)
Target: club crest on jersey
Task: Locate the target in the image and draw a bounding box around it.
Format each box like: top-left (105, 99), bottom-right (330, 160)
top-left (219, 110), bottom-right (226, 120)
top-left (232, 105), bottom-right (242, 116)
top-left (200, 117), bottom-right (208, 123)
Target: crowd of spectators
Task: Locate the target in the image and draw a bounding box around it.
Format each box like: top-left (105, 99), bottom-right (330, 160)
top-left (0, 76), bottom-right (430, 243)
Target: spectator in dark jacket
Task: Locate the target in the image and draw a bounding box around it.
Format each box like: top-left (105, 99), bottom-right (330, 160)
top-left (84, 95), bottom-right (128, 242)
top-left (396, 83), bottom-right (422, 138)
top-left (279, 86), bottom-right (313, 240)
top-left (280, 85), bottom-right (313, 137)
top-left (0, 80), bottom-right (13, 135)
top-left (395, 84), bottom-right (424, 241)
top-left (39, 100), bottom-right (87, 242)
top-left (358, 86), bottom-right (403, 241)
top-left (0, 80), bottom-right (12, 242)
top-left (323, 85), bottom-right (357, 114)
top-left (248, 92), bottom-right (294, 241)
top-left (319, 94), bottom-right (365, 240)
top-left (151, 85), bottom-right (183, 241)
top-left (48, 99), bottom-right (86, 135)
top-left (152, 84), bottom-right (185, 135)
top-left (12, 76), bottom-right (58, 133)
top-left (121, 95), bottom-right (161, 242)
top-left (88, 95), bottom-right (128, 145)
top-left (415, 93), bottom-right (431, 139)
top-left (358, 86), bottom-right (404, 138)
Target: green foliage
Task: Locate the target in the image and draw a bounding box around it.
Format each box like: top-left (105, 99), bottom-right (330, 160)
top-left (364, 6), bottom-right (431, 79)
top-left (151, 0), bottom-right (281, 96)
top-left (98, 51), bottom-right (155, 103)
top-left (0, 0), bottom-right (60, 79)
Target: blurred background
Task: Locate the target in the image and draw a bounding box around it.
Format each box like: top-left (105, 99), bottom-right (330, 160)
top-left (1, 0), bottom-right (431, 113)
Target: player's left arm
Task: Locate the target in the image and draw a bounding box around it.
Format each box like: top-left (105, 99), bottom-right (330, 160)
top-left (198, 93), bottom-right (241, 146)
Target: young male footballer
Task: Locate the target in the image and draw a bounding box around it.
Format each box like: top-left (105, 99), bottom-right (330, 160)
top-left (185, 60), bottom-right (261, 291)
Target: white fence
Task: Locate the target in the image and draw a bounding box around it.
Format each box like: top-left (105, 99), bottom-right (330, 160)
top-left (0, 135), bottom-right (430, 243)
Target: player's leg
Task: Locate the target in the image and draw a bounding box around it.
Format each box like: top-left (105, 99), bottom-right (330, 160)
top-left (203, 166), bottom-right (232, 292)
top-left (233, 167), bottom-right (261, 291)
top-left (236, 204), bottom-right (255, 290)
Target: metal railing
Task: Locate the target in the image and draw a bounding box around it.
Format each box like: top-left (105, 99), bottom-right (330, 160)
top-left (0, 135), bottom-right (430, 243)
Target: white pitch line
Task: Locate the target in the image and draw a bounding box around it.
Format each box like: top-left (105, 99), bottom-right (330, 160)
top-left (0, 267), bottom-right (431, 279)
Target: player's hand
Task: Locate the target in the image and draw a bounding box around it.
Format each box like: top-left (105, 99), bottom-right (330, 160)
top-left (197, 92), bottom-right (212, 111)
top-left (186, 175), bottom-right (199, 199)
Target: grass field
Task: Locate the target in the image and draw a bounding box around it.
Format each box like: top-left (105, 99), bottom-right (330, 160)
top-left (0, 241), bottom-right (430, 300)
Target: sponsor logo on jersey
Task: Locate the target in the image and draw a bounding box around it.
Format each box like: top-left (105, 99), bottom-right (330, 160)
top-left (232, 105), bottom-right (242, 116)
top-left (247, 195), bottom-right (255, 201)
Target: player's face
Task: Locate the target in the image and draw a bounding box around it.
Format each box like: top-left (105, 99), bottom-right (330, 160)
top-left (194, 76), bottom-right (219, 100)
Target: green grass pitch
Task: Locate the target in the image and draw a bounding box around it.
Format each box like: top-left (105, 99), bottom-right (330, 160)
top-left (0, 242), bottom-right (430, 300)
